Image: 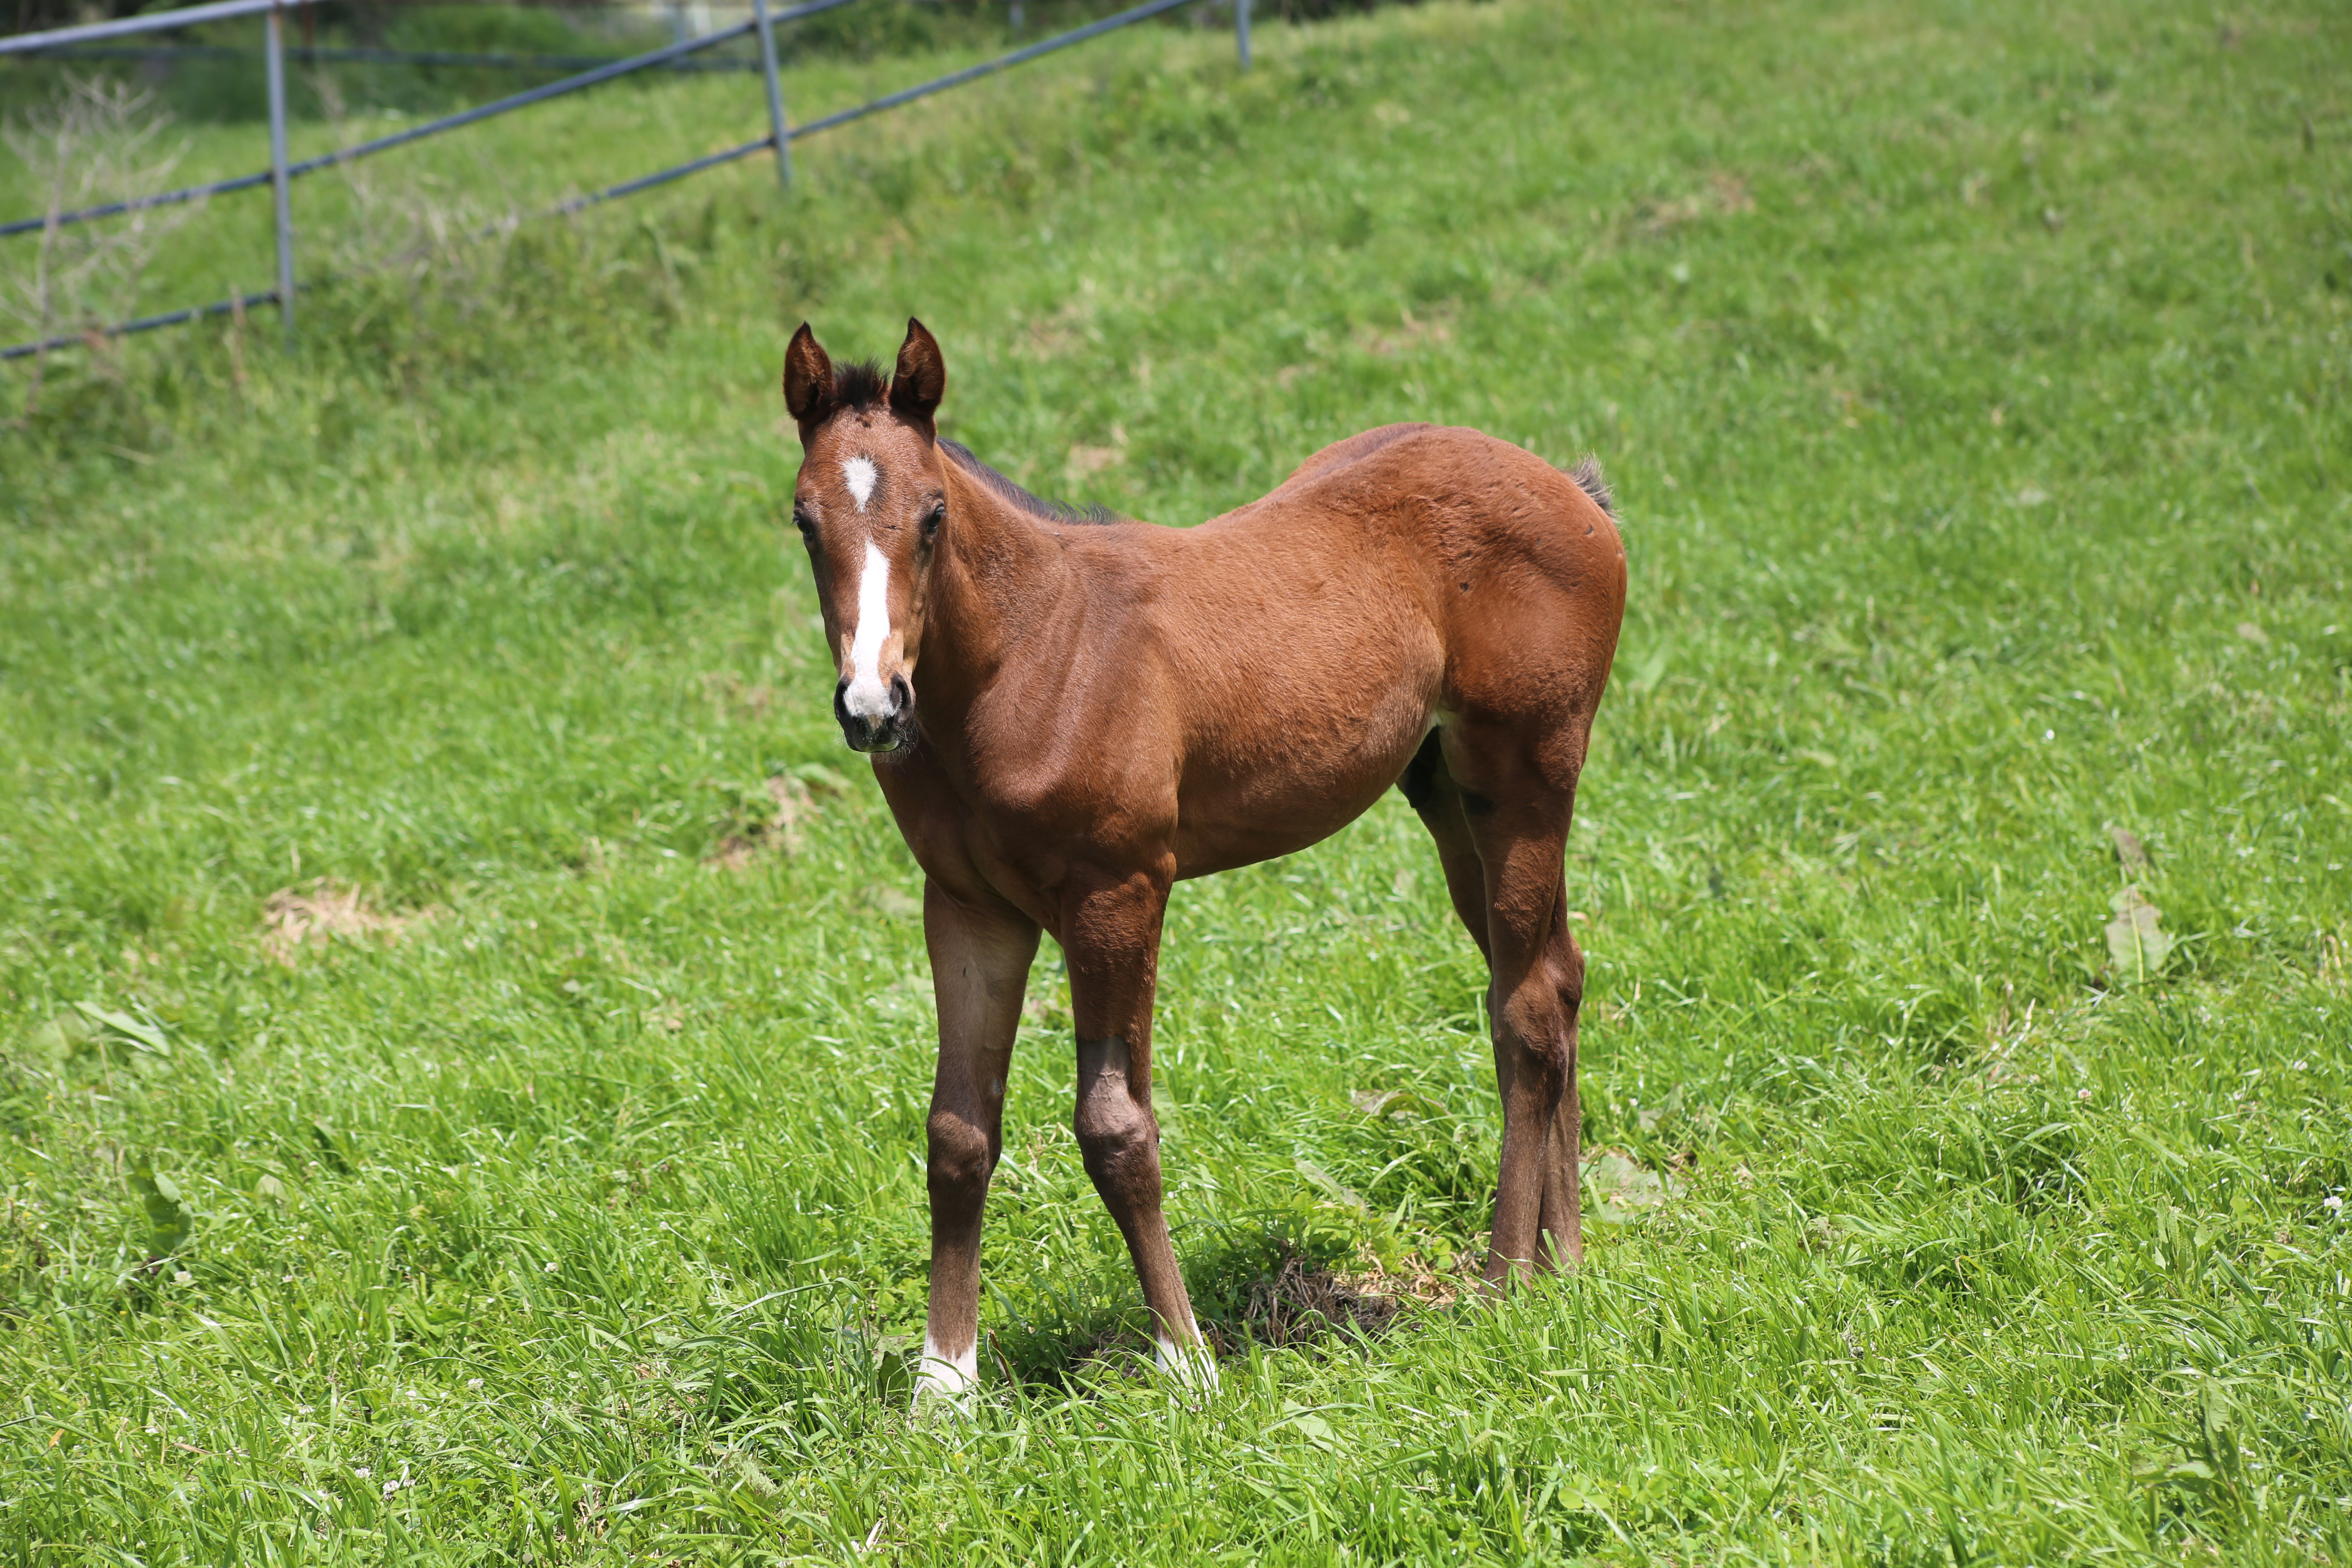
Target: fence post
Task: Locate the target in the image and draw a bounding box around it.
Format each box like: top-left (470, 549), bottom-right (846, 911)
top-left (1236, 0), bottom-right (1251, 70)
top-left (265, 0), bottom-right (296, 347)
top-left (752, 0), bottom-right (792, 190)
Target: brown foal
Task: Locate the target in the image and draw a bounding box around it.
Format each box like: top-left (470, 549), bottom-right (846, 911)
top-left (780, 319), bottom-right (1625, 1400)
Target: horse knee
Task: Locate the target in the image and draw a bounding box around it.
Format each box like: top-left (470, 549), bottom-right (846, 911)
top-left (1553, 934), bottom-right (1586, 1013)
top-left (926, 1112), bottom-right (993, 1200)
top-left (1498, 989), bottom-right (1569, 1083)
top-left (1499, 982), bottom-right (1563, 1045)
top-left (1519, 1035), bottom-right (1569, 1095)
top-left (1073, 1088), bottom-right (1159, 1198)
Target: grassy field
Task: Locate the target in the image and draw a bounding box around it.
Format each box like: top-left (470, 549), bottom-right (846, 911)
top-left (3, 0), bottom-right (2350, 1559)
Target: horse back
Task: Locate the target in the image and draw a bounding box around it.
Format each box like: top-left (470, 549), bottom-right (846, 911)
top-left (1256, 423), bottom-right (1627, 730)
top-left (1278, 422), bottom-right (1440, 490)
top-left (1266, 424), bottom-right (1621, 601)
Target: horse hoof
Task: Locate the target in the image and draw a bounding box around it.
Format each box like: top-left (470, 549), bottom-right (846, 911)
top-left (1155, 1334), bottom-right (1221, 1394)
top-left (911, 1380), bottom-right (977, 1420)
top-left (910, 1339), bottom-right (980, 1416)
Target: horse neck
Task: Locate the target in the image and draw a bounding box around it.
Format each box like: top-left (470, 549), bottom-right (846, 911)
top-left (917, 462), bottom-right (1071, 720)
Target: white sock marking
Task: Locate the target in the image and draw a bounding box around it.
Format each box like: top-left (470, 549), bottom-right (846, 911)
top-left (1156, 1330), bottom-right (1221, 1391)
top-left (915, 1332), bottom-right (979, 1403)
top-left (841, 456), bottom-right (878, 512)
top-left (842, 539), bottom-right (893, 719)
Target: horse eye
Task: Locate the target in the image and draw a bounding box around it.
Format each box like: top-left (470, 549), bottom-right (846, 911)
top-left (922, 502), bottom-right (945, 540)
top-left (791, 506), bottom-right (815, 540)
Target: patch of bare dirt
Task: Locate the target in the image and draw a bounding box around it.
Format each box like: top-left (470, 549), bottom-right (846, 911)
top-left (1638, 170), bottom-right (1755, 234)
top-left (1582, 1147), bottom-right (1681, 1225)
top-left (260, 881), bottom-right (434, 967)
top-left (704, 775), bottom-right (814, 871)
top-left (1244, 1251), bottom-right (1457, 1348)
top-left (1063, 425), bottom-right (1127, 486)
top-left (1352, 307), bottom-right (1453, 358)
top-left (698, 671), bottom-right (777, 724)
top-left (1016, 278), bottom-right (1109, 363)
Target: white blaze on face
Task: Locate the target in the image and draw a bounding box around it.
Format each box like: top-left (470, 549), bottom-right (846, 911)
top-left (841, 455), bottom-right (878, 512)
top-left (841, 539), bottom-right (895, 720)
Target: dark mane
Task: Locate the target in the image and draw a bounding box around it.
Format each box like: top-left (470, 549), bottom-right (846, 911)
top-left (831, 358), bottom-right (891, 411)
top-left (939, 439), bottom-right (1120, 524)
top-left (1565, 456), bottom-right (1615, 520)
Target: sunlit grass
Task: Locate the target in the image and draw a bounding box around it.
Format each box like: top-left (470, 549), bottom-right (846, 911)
top-left (2, 0), bottom-right (2350, 1559)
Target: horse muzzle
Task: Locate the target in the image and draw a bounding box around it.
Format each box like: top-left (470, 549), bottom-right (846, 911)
top-left (835, 672), bottom-right (914, 754)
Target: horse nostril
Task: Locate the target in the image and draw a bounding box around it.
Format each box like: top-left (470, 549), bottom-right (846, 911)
top-left (889, 673), bottom-right (913, 714)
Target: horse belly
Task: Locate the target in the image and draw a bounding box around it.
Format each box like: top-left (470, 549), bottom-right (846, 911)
top-left (1169, 628), bottom-right (1437, 878)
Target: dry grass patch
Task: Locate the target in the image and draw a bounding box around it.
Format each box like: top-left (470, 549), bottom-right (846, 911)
top-left (259, 881), bottom-right (435, 966)
top-left (704, 775), bottom-right (818, 871)
top-left (1243, 1250), bottom-right (1459, 1349)
top-left (1351, 306), bottom-right (1454, 358)
top-left (1638, 170), bottom-right (1755, 234)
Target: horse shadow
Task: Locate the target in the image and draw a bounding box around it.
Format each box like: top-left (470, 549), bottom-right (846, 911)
top-left (987, 1219), bottom-right (1460, 1391)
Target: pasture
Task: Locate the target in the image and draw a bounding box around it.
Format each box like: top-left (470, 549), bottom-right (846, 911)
top-left (2, 0), bottom-right (2349, 1559)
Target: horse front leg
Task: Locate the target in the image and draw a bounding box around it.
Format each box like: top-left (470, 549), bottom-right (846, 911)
top-left (918, 880), bottom-right (1040, 1405)
top-left (1062, 862), bottom-right (1216, 1388)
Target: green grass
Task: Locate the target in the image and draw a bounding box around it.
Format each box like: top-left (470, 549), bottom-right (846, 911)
top-left (2, 0), bottom-right (2350, 1559)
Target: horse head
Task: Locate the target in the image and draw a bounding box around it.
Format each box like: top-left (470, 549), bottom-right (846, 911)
top-left (782, 317), bottom-right (949, 754)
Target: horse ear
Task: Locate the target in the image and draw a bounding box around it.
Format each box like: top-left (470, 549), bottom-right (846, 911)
top-left (782, 323), bottom-right (835, 436)
top-left (889, 317), bottom-right (946, 434)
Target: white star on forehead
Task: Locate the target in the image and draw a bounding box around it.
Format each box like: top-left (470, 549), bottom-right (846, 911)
top-left (841, 456), bottom-right (878, 512)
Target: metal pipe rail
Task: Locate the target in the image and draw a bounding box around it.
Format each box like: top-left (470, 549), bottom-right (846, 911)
top-left (1, 0), bottom-right (1254, 361)
top-left (0, 0), bottom-right (318, 56)
top-left (783, 0), bottom-right (1197, 140)
top-left (559, 0), bottom-right (1203, 212)
top-left (265, 2), bottom-right (292, 341)
top-left (0, 13), bottom-right (806, 238)
top-left (14, 42), bottom-right (766, 74)
top-left (1, 287), bottom-right (275, 361)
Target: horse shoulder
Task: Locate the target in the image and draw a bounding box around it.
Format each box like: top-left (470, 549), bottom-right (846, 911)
top-left (967, 637), bottom-right (1181, 810)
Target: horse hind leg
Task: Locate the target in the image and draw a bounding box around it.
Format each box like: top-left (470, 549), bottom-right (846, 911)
top-left (1399, 730), bottom-right (1492, 966)
top-left (1401, 731), bottom-right (1582, 1281)
top-left (1534, 898), bottom-right (1586, 1271)
top-left (1472, 824), bottom-right (1577, 1288)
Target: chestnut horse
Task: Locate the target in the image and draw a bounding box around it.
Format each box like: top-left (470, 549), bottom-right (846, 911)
top-left (779, 319), bottom-right (1625, 1398)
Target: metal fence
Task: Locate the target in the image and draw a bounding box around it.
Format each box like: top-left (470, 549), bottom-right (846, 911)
top-left (20, 42), bottom-right (773, 75)
top-left (0, 0), bottom-right (1252, 361)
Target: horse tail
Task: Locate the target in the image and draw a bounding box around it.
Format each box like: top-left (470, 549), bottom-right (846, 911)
top-left (1561, 456), bottom-right (1615, 521)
